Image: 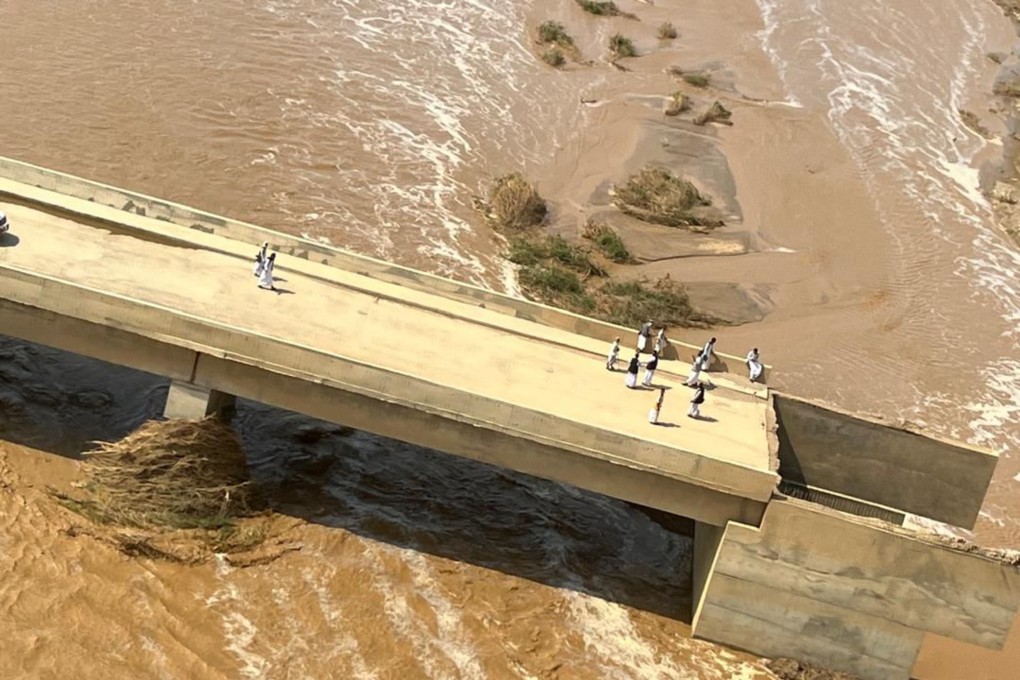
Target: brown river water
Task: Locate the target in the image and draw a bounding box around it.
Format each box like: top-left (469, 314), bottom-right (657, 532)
top-left (2, 0), bottom-right (1020, 678)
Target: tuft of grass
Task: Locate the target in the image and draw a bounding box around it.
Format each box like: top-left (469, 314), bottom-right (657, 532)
top-left (693, 100), bottom-right (733, 126)
top-left (577, 0), bottom-right (620, 16)
top-left (681, 72), bottom-right (710, 88)
top-left (594, 277), bottom-right (712, 328)
top-left (538, 20), bottom-right (574, 47)
top-left (508, 234), bottom-right (604, 276)
top-left (520, 264), bottom-right (586, 295)
top-left (480, 173), bottom-right (547, 230)
top-left (664, 91), bottom-right (691, 116)
top-left (609, 33), bottom-right (636, 58)
top-left (582, 220), bottom-right (631, 263)
top-left (542, 47), bottom-right (566, 67)
top-left (614, 166), bottom-right (722, 228)
top-left (658, 22), bottom-right (678, 40)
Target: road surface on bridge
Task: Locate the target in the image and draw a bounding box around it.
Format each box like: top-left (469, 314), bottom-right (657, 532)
top-left (0, 186), bottom-right (774, 497)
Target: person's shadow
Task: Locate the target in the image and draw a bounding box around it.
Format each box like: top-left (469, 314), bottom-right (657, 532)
top-left (0, 233), bottom-right (20, 247)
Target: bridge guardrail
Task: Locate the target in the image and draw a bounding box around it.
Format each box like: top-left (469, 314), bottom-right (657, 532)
top-left (0, 155), bottom-right (760, 376)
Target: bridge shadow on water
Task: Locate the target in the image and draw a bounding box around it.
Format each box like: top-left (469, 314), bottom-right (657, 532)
top-left (0, 335), bottom-right (695, 624)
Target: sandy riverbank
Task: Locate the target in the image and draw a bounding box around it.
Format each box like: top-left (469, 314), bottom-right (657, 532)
top-left (516, 1), bottom-right (1020, 677)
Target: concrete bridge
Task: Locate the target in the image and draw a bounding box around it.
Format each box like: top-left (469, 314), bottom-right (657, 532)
top-left (0, 157), bottom-right (1017, 680)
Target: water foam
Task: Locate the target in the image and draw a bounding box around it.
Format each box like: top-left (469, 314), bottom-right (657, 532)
top-left (755, 0), bottom-right (1020, 484)
top-left (207, 555), bottom-right (271, 679)
top-left (255, 0), bottom-right (570, 288)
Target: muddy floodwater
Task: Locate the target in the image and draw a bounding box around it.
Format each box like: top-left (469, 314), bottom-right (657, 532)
top-left (2, 0), bottom-right (1020, 678)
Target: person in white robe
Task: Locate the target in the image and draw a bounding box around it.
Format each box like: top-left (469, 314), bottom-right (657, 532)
top-left (637, 321), bottom-right (653, 353)
top-left (624, 354), bottom-right (640, 388)
top-left (258, 252), bottom-right (277, 291)
top-left (685, 353), bottom-right (703, 386)
top-left (688, 383), bottom-right (706, 418)
top-left (654, 326), bottom-right (667, 354)
top-left (606, 337), bottom-right (621, 371)
top-left (699, 337), bottom-right (717, 371)
top-left (252, 241), bottom-right (269, 277)
top-left (746, 347), bottom-right (763, 382)
top-left (648, 388), bottom-right (666, 424)
top-left (642, 352), bottom-right (659, 387)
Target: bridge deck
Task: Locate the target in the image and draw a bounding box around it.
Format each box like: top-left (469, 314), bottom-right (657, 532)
top-left (0, 187), bottom-right (774, 499)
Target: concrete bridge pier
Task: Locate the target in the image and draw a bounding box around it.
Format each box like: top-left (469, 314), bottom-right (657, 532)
top-left (163, 380), bottom-right (236, 421)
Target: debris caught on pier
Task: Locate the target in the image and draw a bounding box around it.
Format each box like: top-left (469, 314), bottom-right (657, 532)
top-left (53, 417), bottom-right (300, 565)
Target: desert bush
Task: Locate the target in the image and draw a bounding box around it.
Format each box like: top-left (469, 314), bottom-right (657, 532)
top-left (693, 100), bottom-right (733, 126)
top-left (594, 277), bottom-right (710, 328)
top-left (658, 22), bottom-right (678, 39)
top-left (483, 173), bottom-right (547, 230)
top-left (538, 20), bottom-right (574, 47)
top-left (520, 264), bottom-right (586, 295)
top-left (542, 47), bottom-right (566, 67)
top-left (509, 234), bottom-right (603, 276)
top-left (59, 418), bottom-right (263, 531)
top-left (664, 91), bottom-right (691, 116)
top-left (609, 33), bottom-right (636, 58)
top-left (582, 220), bottom-right (631, 262)
top-left (681, 72), bottom-right (710, 88)
top-left (577, 0), bottom-right (620, 16)
top-left (614, 166), bottom-right (718, 227)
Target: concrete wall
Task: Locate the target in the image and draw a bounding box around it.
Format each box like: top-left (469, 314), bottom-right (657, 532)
top-left (692, 499), bottom-right (1020, 680)
top-left (772, 393), bottom-right (997, 529)
top-left (692, 521), bottom-right (725, 621)
top-left (0, 155), bottom-right (747, 368)
top-left (0, 271), bottom-right (771, 526)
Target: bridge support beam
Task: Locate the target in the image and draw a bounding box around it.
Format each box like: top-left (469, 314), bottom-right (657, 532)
top-left (163, 380), bottom-right (236, 421)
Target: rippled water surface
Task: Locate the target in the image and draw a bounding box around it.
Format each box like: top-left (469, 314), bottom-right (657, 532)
top-left (2, 0), bottom-right (1020, 677)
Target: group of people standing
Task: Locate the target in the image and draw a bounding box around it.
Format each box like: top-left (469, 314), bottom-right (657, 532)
top-left (252, 241), bottom-right (278, 291)
top-left (605, 322), bottom-right (763, 423)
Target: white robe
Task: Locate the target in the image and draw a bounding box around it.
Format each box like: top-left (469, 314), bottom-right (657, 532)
top-left (643, 368), bottom-right (656, 386)
top-left (625, 371), bottom-right (639, 388)
top-left (699, 346), bottom-right (713, 371)
top-left (606, 343), bottom-right (620, 369)
top-left (748, 360), bottom-right (763, 382)
top-left (685, 364), bottom-right (701, 386)
top-left (253, 257), bottom-right (264, 277)
top-left (259, 261), bottom-right (275, 289)
top-left (637, 334), bottom-right (648, 352)
top-left (648, 407), bottom-right (659, 424)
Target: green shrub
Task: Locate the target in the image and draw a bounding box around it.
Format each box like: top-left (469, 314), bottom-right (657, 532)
top-left (664, 91), bottom-right (691, 116)
top-left (595, 277), bottom-right (709, 328)
top-left (681, 72), bottom-right (710, 88)
top-left (542, 47), bottom-right (566, 67)
top-left (577, 0), bottom-right (620, 16)
top-left (520, 264), bottom-right (585, 295)
top-left (483, 173), bottom-right (547, 230)
top-left (693, 100), bottom-right (733, 126)
top-left (609, 33), bottom-right (636, 58)
top-left (582, 220), bottom-right (631, 262)
top-left (658, 22), bottom-right (678, 39)
top-left (547, 235), bottom-right (605, 275)
top-left (614, 166), bottom-right (718, 227)
top-left (538, 20), bottom-right (574, 47)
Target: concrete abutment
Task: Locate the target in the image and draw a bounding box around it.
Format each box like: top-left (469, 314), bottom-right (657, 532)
top-left (163, 380), bottom-right (236, 421)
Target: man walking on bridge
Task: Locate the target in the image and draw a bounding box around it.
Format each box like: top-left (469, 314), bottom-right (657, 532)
top-left (252, 241), bottom-right (269, 277)
top-left (637, 320), bottom-right (653, 353)
top-left (606, 337), bottom-right (621, 371)
top-left (624, 354), bottom-right (641, 388)
top-left (688, 382), bottom-right (706, 419)
top-left (258, 252), bottom-right (277, 292)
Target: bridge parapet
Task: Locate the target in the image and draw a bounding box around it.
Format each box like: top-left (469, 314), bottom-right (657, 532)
top-left (0, 155), bottom-right (754, 374)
